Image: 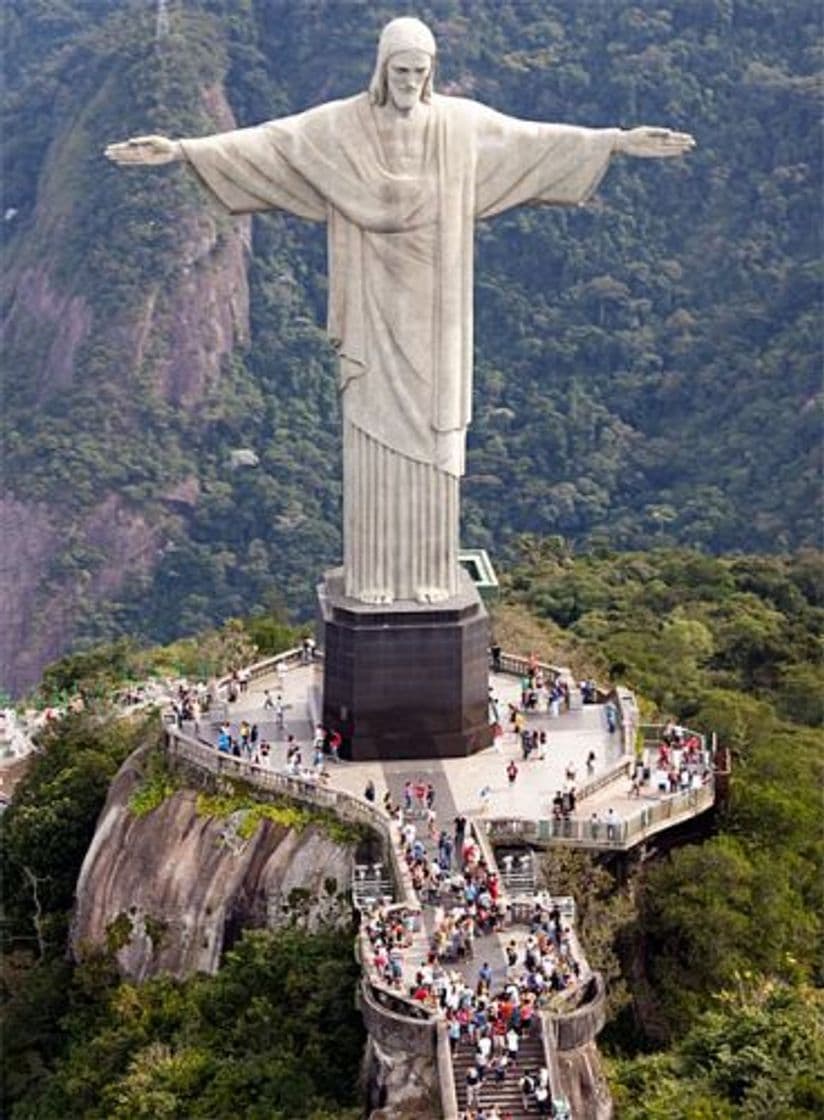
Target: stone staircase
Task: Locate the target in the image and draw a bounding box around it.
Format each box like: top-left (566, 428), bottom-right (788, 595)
top-left (352, 863), bottom-right (395, 909)
top-left (498, 849), bottom-right (537, 896)
top-left (452, 1029), bottom-right (546, 1119)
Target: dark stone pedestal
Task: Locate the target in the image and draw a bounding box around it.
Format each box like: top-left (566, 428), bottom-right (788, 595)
top-left (318, 568), bottom-right (492, 761)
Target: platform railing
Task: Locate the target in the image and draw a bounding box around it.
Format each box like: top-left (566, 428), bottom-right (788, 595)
top-left (486, 780), bottom-right (715, 851)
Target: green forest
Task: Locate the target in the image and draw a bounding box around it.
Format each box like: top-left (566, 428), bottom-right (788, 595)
top-left (1, 0), bottom-right (821, 687)
top-left (1, 546), bottom-right (821, 1117)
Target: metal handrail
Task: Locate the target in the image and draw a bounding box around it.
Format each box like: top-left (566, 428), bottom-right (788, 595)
top-left (486, 780), bottom-right (715, 850)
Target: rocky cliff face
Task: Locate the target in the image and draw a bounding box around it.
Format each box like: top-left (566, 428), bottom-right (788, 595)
top-left (71, 746), bottom-right (354, 980)
top-left (557, 1041), bottom-right (614, 1120)
top-left (1, 68), bottom-right (250, 696)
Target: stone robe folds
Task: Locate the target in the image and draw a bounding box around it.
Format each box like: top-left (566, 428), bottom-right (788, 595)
top-left (181, 94), bottom-right (618, 602)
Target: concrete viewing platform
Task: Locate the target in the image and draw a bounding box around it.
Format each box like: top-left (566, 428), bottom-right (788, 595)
top-left (197, 658), bottom-right (716, 853)
top-left (166, 647), bottom-right (717, 1118)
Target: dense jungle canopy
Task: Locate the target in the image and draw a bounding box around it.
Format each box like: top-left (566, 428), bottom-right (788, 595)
top-left (1, 0), bottom-right (821, 680)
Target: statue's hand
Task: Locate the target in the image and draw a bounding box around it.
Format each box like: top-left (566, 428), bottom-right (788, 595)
top-left (104, 135), bottom-right (182, 166)
top-left (616, 126), bottom-right (695, 159)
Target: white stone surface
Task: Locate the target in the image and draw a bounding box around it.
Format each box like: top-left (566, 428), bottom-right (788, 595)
top-left (105, 18), bottom-right (693, 607)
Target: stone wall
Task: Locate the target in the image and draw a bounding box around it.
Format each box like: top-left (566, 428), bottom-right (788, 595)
top-left (359, 983), bottom-right (441, 1120)
top-left (546, 973), bottom-right (608, 1051)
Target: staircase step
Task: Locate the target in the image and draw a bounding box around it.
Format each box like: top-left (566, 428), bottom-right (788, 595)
top-left (452, 1032), bottom-right (548, 1119)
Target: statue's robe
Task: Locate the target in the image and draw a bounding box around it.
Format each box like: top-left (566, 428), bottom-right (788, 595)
top-left (181, 93), bottom-right (618, 601)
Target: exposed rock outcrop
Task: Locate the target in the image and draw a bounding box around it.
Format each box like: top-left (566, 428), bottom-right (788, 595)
top-left (363, 1035), bottom-right (441, 1120)
top-left (0, 492), bottom-right (164, 696)
top-left (0, 77), bottom-right (250, 696)
top-left (71, 746), bottom-right (354, 979)
top-left (557, 1041), bottom-right (614, 1120)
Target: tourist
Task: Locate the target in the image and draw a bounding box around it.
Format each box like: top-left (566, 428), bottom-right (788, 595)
top-left (606, 807), bottom-right (619, 841)
top-left (534, 1080), bottom-right (550, 1116)
top-left (520, 730), bottom-right (532, 760)
top-left (506, 760), bottom-right (518, 786)
top-left (414, 779), bottom-right (428, 816)
top-left (538, 729), bottom-right (547, 758)
top-left (519, 1071), bottom-right (536, 1111)
top-left (466, 1065), bottom-right (481, 1109)
top-left (476, 1030), bottom-right (492, 1077)
top-left (426, 806), bottom-right (438, 841)
top-left (586, 749), bottom-right (596, 776)
top-left (364, 779), bottom-right (376, 803)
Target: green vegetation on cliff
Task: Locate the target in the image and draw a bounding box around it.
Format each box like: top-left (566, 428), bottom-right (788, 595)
top-left (1, 708), bottom-right (363, 1119)
top-left (3, 930), bottom-right (363, 1120)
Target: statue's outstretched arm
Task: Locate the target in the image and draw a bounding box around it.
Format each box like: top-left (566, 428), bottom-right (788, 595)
top-left (614, 126), bottom-right (695, 158)
top-left (104, 135), bottom-right (184, 166)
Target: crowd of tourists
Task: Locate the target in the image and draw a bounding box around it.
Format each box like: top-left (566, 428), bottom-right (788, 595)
top-left (639, 721), bottom-right (712, 794)
top-left (168, 681), bottom-right (213, 727)
top-left (362, 884), bottom-right (579, 1118)
top-left (358, 790), bottom-right (583, 1120)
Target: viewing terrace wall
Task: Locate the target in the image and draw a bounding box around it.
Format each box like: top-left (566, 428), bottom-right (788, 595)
top-left (545, 973), bottom-right (608, 1051)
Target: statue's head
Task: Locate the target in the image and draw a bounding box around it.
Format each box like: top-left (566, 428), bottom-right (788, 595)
top-left (369, 16), bottom-right (436, 108)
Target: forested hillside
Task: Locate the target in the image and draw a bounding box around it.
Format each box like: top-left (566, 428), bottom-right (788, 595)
top-left (2, 546), bottom-right (821, 1116)
top-left (2, 0), bottom-right (821, 692)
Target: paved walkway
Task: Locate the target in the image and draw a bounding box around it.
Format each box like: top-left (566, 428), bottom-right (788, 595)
top-left (202, 661), bottom-right (623, 1114)
top-left (207, 661), bottom-right (645, 824)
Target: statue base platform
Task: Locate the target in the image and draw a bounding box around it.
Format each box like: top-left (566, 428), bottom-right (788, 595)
top-left (317, 569), bottom-right (493, 761)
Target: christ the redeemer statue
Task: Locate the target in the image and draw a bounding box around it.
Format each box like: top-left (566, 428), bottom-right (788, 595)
top-left (107, 17), bottom-right (693, 607)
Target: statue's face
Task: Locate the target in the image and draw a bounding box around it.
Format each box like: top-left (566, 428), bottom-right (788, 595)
top-left (386, 49), bottom-right (432, 111)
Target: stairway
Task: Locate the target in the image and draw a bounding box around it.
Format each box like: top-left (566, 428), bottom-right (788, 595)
top-left (352, 863), bottom-right (395, 909)
top-left (498, 849), bottom-right (537, 896)
top-left (451, 1028), bottom-right (547, 1119)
